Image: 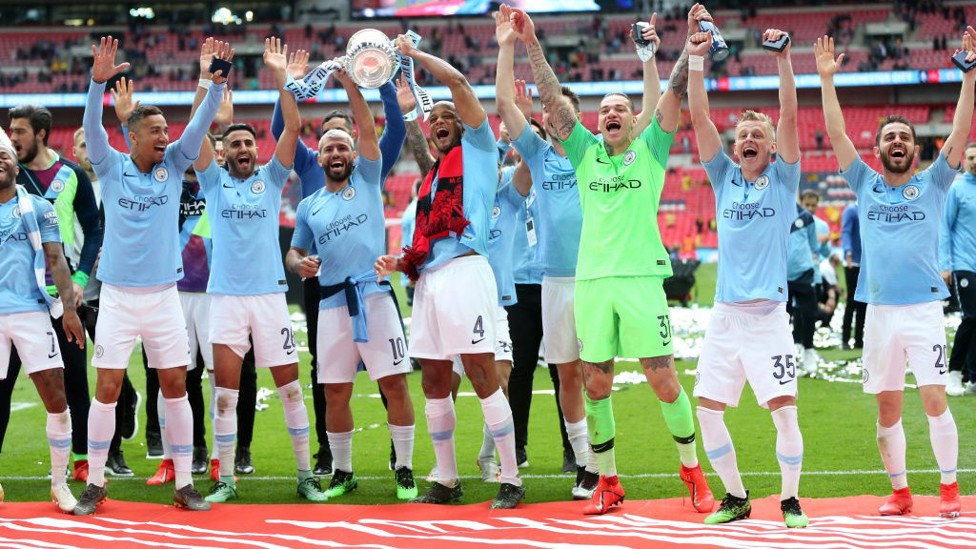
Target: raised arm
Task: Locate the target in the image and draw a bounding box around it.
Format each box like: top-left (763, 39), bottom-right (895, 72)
top-left (377, 80), bottom-right (406, 178)
top-left (941, 27), bottom-right (976, 168)
top-left (508, 6), bottom-right (575, 141)
top-left (769, 29), bottom-right (799, 164)
top-left (111, 77), bottom-right (139, 130)
top-left (495, 9), bottom-right (528, 141)
top-left (686, 32), bottom-right (722, 162)
top-left (815, 36), bottom-right (857, 171)
top-left (272, 48), bottom-right (309, 140)
top-left (395, 35), bottom-right (485, 128)
top-left (265, 38), bottom-right (300, 170)
top-left (84, 36), bottom-right (131, 165)
top-left (335, 68), bottom-right (379, 162)
top-left (633, 13), bottom-right (662, 136)
top-left (657, 4), bottom-right (712, 134)
top-left (396, 74), bottom-right (435, 174)
top-left (191, 40), bottom-right (233, 170)
top-left (111, 76), bottom-right (141, 149)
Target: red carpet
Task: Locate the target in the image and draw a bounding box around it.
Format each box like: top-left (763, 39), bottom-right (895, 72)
top-left (1, 495), bottom-right (974, 548)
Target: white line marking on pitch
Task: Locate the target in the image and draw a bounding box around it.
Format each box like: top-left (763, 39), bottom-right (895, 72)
top-left (3, 468), bottom-right (973, 482)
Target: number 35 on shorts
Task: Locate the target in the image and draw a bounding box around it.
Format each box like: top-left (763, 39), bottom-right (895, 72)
top-left (771, 354), bottom-right (796, 382)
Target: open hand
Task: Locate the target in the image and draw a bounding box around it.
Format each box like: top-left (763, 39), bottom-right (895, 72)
top-left (396, 74), bottom-right (417, 114)
top-left (91, 36), bottom-right (130, 84)
top-left (111, 76), bottom-right (139, 125)
top-left (814, 35), bottom-right (845, 76)
top-left (288, 49), bottom-right (310, 80)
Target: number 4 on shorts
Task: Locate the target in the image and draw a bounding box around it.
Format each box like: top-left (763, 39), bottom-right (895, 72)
top-left (471, 315), bottom-right (485, 345)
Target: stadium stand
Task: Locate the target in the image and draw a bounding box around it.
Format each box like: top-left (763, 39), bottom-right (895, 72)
top-left (5, 1), bottom-right (972, 250)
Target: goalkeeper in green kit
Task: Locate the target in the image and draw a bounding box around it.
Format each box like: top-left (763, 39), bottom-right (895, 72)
top-left (501, 2), bottom-right (716, 515)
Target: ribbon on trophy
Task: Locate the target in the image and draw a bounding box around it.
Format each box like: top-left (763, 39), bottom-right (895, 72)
top-left (396, 30), bottom-right (433, 122)
top-left (284, 57), bottom-right (344, 101)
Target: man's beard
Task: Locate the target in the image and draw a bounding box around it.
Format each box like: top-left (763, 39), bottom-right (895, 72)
top-left (18, 141), bottom-right (38, 165)
top-left (328, 163), bottom-right (353, 183)
top-left (880, 149), bottom-right (914, 174)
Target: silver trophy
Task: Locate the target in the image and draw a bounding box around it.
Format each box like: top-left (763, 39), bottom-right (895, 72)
top-left (344, 28), bottom-right (399, 88)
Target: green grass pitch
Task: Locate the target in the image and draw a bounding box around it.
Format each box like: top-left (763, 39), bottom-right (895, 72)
top-left (1, 264), bottom-right (973, 506)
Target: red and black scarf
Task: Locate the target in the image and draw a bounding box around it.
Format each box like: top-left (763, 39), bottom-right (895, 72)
top-left (401, 145), bottom-right (469, 281)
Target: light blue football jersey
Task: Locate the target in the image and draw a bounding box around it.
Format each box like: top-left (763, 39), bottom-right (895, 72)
top-left (842, 153), bottom-right (956, 305)
top-left (511, 127), bottom-right (581, 277)
top-left (0, 194), bottom-right (60, 314)
top-left (83, 79), bottom-right (223, 287)
top-left (488, 167), bottom-right (524, 306)
top-left (291, 157), bottom-right (387, 309)
top-left (422, 119), bottom-right (496, 272)
top-left (196, 157), bottom-right (291, 295)
top-left (703, 152), bottom-right (800, 302)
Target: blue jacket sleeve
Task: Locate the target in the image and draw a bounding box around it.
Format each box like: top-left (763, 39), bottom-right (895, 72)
top-left (939, 187), bottom-right (957, 271)
top-left (378, 81), bottom-right (405, 181)
top-left (271, 98), bottom-right (284, 140)
top-left (807, 224), bottom-right (819, 263)
top-left (841, 207), bottom-right (855, 256)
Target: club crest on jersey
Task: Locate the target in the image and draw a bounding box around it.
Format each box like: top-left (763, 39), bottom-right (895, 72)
top-left (251, 180), bottom-right (266, 194)
top-left (492, 205), bottom-right (501, 219)
top-left (754, 175), bottom-right (769, 190)
top-left (50, 180), bottom-right (64, 193)
top-left (962, 278), bottom-right (970, 289)
top-left (11, 206), bottom-right (20, 218)
top-left (902, 185), bottom-right (919, 200)
top-left (623, 150), bottom-right (637, 166)
top-left (341, 186), bottom-right (356, 201)
top-left (153, 167), bottom-right (168, 182)
top-left (794, 218), bottom-right (804, 229)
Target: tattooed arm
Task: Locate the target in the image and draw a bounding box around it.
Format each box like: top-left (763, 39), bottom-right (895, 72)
top-left (653, 50), bottom-right (687, 135)
top-left (508, 6), bottom-right (577, 142)
top-left (655, 3), bottom-right (712, 134)
top-left (404, 118), bottom-right (435, 175)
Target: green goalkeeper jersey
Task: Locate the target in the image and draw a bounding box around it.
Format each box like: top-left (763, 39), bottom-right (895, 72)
top-left (561, 118), bottom-right (674, 281)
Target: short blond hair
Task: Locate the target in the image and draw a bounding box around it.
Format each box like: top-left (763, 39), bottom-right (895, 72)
top-left (318, 129), bottom-right (354, 151)
top-left (736, 110), bottom-right (775, 141)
